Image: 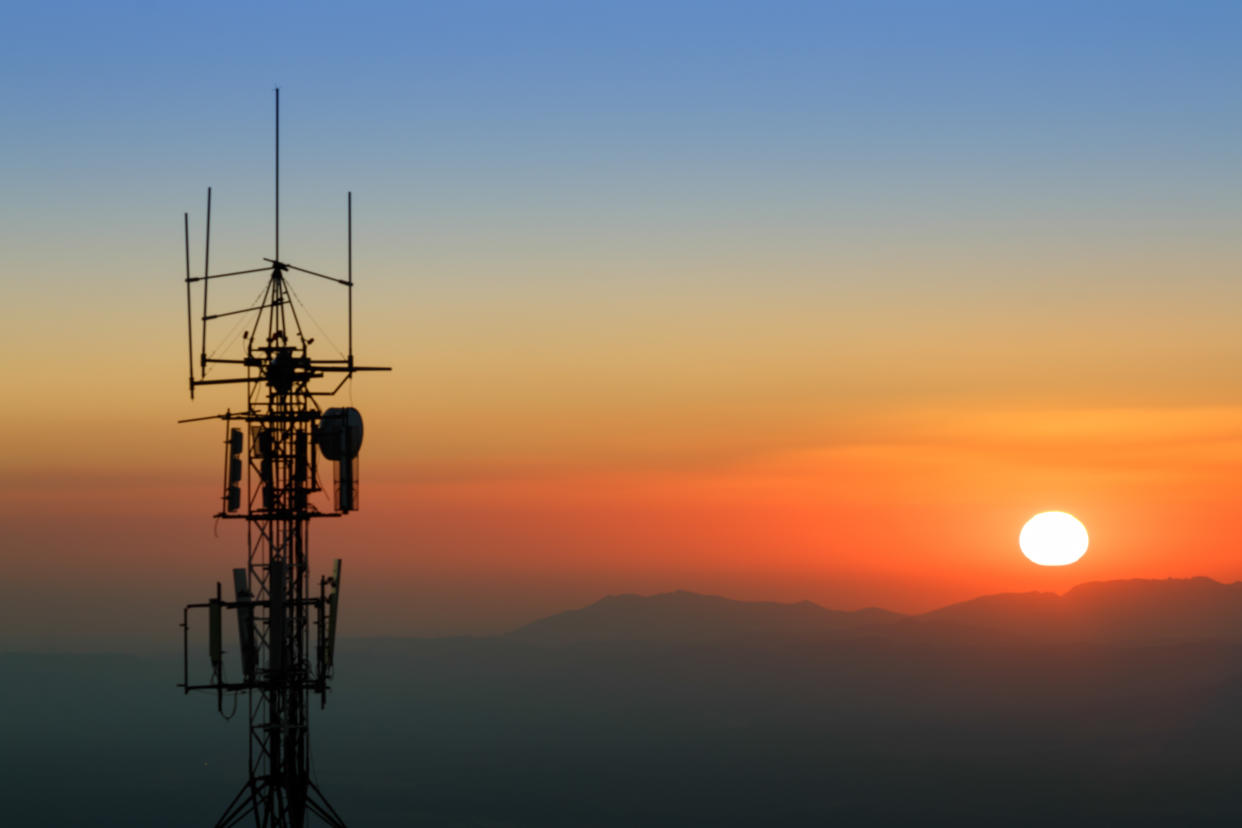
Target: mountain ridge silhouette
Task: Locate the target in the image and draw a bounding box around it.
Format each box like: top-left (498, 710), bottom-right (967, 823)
top-left (508, 576), bottom-right (1242, 645)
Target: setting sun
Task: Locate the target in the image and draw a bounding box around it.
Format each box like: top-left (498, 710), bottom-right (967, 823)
top-left (1019, 511), bottom-right (1089, 566)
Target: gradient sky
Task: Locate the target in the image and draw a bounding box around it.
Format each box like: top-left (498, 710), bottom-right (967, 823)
top-left (3, 1), bottom-right (1242, 649)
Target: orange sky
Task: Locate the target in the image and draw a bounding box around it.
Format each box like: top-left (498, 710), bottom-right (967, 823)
top-left (4, 5), bottom-right (1242, 650)
top-left (7, 385), bottom-right (1242, 649)
top-left (5, 246), bottom-right (1242, 648)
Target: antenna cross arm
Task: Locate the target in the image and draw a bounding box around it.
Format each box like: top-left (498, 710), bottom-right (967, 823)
top-left (177, 411), bottom-right (244, 424)
top-left (266, 259), bottom-right (351, 286)
top-left (203, 299), bottom-right (283, 321)
top-left (190, 377), bottom-right (253, 387)
top-left (211, 512), bottom-right (344, 520)
top-left (316, 365), bottom-right (392, 373)
top-left (186, 266), bottom-right (272, 283)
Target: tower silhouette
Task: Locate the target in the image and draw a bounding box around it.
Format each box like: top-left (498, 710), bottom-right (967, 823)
top-left (178, 90), bottom-right (389, 827)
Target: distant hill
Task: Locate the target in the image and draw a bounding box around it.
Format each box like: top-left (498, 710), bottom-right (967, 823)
top-left (13, 577), bottom-right (1242, 826)
top-left (914, 576), bottom-right (1242, 643)
top-left (509, 578), bottom-right (1242, 646)
top-left (507, 589), bottom-right (903, 644)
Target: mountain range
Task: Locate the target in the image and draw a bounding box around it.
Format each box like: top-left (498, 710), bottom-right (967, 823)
top-left (9, 575), bottom-right (1242, 825)
top-left (509, 576), bottom-right (1242, 645)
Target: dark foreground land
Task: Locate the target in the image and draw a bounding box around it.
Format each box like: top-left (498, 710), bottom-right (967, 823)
top-left (6, 580), bottom-right (1242, 826)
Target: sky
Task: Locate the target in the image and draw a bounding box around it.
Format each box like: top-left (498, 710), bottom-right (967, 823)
top-left (2, 0), bottom-right (1242, 649)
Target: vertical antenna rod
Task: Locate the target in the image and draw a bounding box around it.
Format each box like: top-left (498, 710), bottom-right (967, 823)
top-left (275, 87), bottom-right (280, 263)
top-left (184, 213), bottom-right (194, 398)
top-left (200, 187), bottom-right (212, 378)
top-left (347, 191), bottom-right (353, 368)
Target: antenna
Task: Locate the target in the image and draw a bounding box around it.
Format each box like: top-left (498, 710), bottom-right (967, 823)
top-left (200, 187), bottom-right (211, 379)
top-left (275, 87), bottom-right (280, 262)
top-left (325, 559), bottom-right (343, 675)
top-left (177, 90), bottom-right (390, 828)
top-left (348, 191), bottom-right (353, 369)
top-left (183, 213), bottom-right (194, 398)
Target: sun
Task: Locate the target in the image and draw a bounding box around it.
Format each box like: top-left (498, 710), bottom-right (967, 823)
top-left (1019, 511), bottom-right (1088, 566)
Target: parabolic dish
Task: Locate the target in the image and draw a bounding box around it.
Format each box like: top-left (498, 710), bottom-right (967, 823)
top-left (316, 407), bottom-right (364, 461)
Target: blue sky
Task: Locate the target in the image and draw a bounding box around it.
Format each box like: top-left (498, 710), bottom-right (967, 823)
top-left (3, 0), bottom-right (1240, 422)
top-left (6, 2), bottom-right (1239, 211)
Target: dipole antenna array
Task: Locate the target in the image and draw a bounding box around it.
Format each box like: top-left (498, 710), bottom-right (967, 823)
top-left (177, 89), bottom-right (390, 828)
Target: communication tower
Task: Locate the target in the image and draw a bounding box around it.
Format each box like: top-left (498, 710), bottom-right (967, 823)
top-left (178, 90), bottom-right (389, 827)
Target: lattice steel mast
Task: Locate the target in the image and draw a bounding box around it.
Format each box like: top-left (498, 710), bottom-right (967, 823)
top-left (178, 89), bottom-right (389, 828)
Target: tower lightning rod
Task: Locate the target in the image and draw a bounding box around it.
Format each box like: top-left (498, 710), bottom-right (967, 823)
top-left (275, 87), bottom-right (280, 262)
top-left (347, 191), bottom-right (353, 367)
top-left (201, 187), bottom-right (212, 379)
top-left (184, 213), bottom-right (195, 398)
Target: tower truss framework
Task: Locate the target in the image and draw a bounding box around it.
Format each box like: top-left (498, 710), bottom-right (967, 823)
top-left (178, 90), bottom-right (388, 828)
